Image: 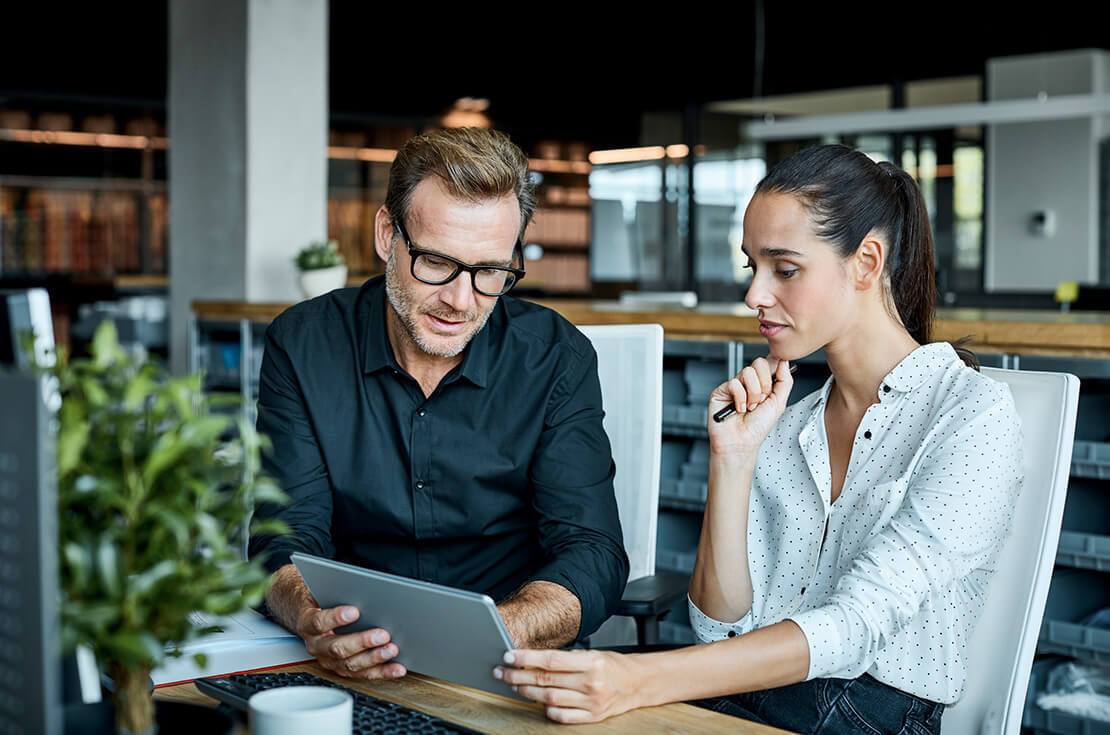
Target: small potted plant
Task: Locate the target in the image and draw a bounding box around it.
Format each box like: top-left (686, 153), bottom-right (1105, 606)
top-left (54, 322), bottom-right (287, 734)
top-left (295, 239), bottom-right (348, 299)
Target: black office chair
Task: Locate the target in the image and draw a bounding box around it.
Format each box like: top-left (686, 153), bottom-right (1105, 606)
top-left (616, 570), bottom-right (690, 646)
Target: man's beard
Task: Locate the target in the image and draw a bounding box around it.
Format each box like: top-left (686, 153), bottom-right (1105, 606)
top-left (385, 249), bottom-right (494, 358)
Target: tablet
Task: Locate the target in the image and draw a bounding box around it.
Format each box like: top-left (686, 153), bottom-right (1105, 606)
top-left (290, 552), bottom-right (518, 699)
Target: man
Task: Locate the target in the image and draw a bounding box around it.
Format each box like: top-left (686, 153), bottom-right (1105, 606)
top-left (249, 127), bottom-right (629, 681)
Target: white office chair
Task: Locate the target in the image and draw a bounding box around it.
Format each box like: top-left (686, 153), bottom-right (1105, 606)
top-left (577, 324), bottom-right (686, 646)
top-left (942, 368), bottom-right (1079, 735)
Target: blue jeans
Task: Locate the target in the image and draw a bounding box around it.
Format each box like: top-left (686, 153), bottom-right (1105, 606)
top-left (691, 674), bottom-right (944, 735)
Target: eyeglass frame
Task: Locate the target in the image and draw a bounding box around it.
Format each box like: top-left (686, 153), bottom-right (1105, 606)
top-left (392, 218), bottom-right (526, 297)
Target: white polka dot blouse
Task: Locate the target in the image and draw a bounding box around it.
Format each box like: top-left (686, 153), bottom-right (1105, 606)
top-left (688, 342), bottom-right (1024, 704)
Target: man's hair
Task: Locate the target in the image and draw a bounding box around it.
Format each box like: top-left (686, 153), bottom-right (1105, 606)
top-left (385, 127), bottom-right (537, 240)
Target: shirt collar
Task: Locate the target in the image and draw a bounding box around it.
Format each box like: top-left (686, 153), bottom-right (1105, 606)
top-left (360, 276), bottom-right (492, 389)
top-left (806, 340), bottom-right (958, 417)
top-left (880, 342), bottom-right (958, 395)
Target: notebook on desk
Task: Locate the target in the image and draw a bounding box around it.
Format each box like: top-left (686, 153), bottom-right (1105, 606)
top-left (151, 609), bottom-right (312, 687)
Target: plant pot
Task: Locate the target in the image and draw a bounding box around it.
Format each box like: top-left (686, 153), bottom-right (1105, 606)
top-left (64, 699), bottom-right (237, 735)
top-left (298, 265), bottom-right (348, 300)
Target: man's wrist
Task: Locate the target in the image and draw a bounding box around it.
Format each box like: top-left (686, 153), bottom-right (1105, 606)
top-left (267, 564), bottom-right (314, 633)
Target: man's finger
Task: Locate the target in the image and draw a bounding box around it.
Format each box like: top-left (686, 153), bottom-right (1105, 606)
top-left (351, 662), bottom-right (407, 680)
top-left (320, 628), bottom-right (390, 661)
top-left (334, 643), bottom-right (398, 673)
top-left (306, 605), bottom-right (359, 636)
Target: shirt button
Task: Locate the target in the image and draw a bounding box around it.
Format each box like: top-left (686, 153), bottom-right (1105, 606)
top-left (418, 409), bottom-right (425, 417)
top-left (801, 586), bottom-right (807, 595)
top-left (727, 631), bottom-right (737, 638)
top-left (882, 384), bottom-right (891, 394)
top-left (864, 430), bottom-right (872, 439)
top-left (415, 481), bottom-right (424, 489)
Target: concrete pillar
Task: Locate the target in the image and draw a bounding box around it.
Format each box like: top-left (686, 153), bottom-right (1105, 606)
top-left (168, 0), bottom-right (327, 373)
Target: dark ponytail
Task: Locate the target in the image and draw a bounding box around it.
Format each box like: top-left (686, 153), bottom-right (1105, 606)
top-left (756, 145), bottom-right (978, 369)
top-left (877, 160), bottom-right (934, 346)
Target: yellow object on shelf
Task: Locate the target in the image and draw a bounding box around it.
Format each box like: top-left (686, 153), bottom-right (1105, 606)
top-left (1055, 281), bottom-right (1079, 312)
top-left (1055, 281), bottom-right (1079, 304)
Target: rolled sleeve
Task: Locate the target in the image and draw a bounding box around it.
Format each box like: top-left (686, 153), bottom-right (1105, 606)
top-left (526, 344), bottom-right (630, 639)
top-left (788, 390), bottom-right (1023, 681)
top-left (688, 594), bottom-right (755, 642)
top-left (248, 321), bottom-right (336, 575)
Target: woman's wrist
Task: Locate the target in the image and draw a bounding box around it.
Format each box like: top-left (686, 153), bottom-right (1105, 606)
top-left (625, 652), bottom-right (660, 709)
top-left (630, 650), bottom-right (685, 709)
top-left (707, 449), bottom-right (758, 475)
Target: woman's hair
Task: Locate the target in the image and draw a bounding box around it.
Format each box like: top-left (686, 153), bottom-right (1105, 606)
top-left (756, 144), bottom-right (978, 369)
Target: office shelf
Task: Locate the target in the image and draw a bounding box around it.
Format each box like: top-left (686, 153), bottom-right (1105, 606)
top-left (1039, 620), bottom-right (1110, 664)
top-left (659, 479), bottom-right (708, 512)
top-left (1023, 660), bottom-right (1110, 735)
top-left (1056, 532), bottom-right (1110, 572)
top-left (1071, 441), bottom-right (1110, 480)
top-left (662, 405), bottom-right (709, 437)
top-left (656, 548), bottom-right (697, 576)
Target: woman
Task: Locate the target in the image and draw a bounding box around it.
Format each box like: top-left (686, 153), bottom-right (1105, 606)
top-left (493, 144), bottom-right (1023, 734)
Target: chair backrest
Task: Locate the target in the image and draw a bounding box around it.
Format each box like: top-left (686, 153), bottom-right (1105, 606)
top-left (942, 367), bottom-right (1079, 735)
top-left (577, 324), bottom-right (664, 582)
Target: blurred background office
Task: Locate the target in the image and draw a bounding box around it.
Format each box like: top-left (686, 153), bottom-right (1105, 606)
top-left (2, 3), bottom-right (1109, 733)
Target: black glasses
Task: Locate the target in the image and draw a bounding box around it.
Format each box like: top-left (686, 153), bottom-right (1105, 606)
top-left (393, 219), bottom-right (525, 297)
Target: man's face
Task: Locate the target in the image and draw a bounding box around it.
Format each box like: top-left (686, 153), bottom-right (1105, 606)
top-left (383, 178), bottom-right (521, 359)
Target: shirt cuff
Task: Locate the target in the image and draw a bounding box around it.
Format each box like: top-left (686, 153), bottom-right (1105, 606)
top-left (786, 607), bottom-right (846, 680)
top-left (687, 594), bottom-right (755, 642)
top-left (528, 564), bottom-right (606, 641)
top-left (251, 542), bottom-right (312, 577)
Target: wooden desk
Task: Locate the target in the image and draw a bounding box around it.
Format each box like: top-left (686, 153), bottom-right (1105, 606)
top-left (155, 662), bottom-right (792, 734)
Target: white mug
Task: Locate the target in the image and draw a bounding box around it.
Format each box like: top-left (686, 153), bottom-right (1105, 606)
top-left (249, 685), bottom-right (352, 735)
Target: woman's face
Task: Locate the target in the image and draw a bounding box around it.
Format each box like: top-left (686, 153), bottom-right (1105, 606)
top-left (741, 192), bottom-right (858, 361)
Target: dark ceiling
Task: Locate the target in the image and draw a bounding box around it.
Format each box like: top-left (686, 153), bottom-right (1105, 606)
top-left (1, 1), bottom-right (1106, 150)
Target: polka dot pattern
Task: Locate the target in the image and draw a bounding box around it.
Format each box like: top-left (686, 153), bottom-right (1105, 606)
top-left (688, 342), bottom-right (1024, 704)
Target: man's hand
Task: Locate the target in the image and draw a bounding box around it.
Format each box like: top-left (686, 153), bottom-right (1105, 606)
top-left (294, 605), bottom-right (407, 680)
top-left (266, 564), bottom-right (405, 680)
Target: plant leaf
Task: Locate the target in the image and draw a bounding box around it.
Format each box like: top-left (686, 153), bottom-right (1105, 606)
top-left (128, 560), bottom-right (177, 597)
top-left (105, 631), bottom-right (164, 667)
top-left (95, 538), bottom-right (121, 599)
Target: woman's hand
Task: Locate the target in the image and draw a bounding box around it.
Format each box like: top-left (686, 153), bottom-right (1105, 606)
top-left (707, 357), bottom-right (793, 457)
top-left (494, 649), bottom-right (645, 724)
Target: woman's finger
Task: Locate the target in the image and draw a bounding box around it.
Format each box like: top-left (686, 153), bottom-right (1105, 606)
top-left (740, 367), bottom-right (764, 410)
top-left (752, 358), bottom-right (774, 397)
top-left (513, 684), bottom-right (593, 709)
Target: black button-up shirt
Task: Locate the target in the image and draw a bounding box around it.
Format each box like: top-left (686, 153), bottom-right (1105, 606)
top-left (248, 276), bottom-right (629, 638)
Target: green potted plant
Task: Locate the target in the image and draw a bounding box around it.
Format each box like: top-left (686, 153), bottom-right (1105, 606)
top-left (54, 322), bottom-right (287, 734)
top-left (294, 239), bottom-right (348, 299)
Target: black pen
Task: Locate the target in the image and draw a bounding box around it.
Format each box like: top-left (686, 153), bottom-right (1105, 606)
top-left (712, 363), bottom-right (798, 423)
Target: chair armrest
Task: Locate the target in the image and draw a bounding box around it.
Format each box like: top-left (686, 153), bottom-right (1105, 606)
top-left (615, 571), bottom-right (689, 619)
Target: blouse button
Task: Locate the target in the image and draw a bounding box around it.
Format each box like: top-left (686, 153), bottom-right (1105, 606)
top-left (864, 430), bottom-right (872, 439)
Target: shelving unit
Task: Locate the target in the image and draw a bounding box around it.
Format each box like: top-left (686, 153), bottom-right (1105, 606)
top-left (1024, 659), bottom-right (1110, 735)
top-left (2, 122), bottom-right (597, 297)
top-left (519, 165), bottom-right (592, 294)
